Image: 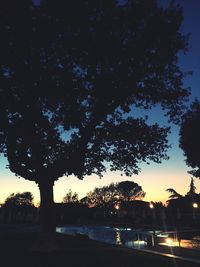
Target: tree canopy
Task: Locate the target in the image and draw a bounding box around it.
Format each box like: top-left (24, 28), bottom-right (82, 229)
top-left (3, 192), bottom-right (34, 207)
top-left (62, 190), bottom-right (79, 203)
top-left (118, 181), bottom-right (145, 201)
top-left (86, 183), bottom-right (119, 208)
top-left (166, 177), bottom-right (198, 200)
top-left (86, 180), bottom-right (145, 208)
top-left (186, 177), bottom-right (196, 196)
top-left (0, 0), bottom-right (190, 232)
top-left (179, 100), bottom-right (200, 178)
top-left (0, 0), bottom-right (189, 183)
top-left (166, 188), bottom-right (182, 200)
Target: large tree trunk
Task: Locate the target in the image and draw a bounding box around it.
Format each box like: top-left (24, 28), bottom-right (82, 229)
top-left (38, 180), bottom-right (56, 234)
top-left (30, 180), bottom-right (58, 252)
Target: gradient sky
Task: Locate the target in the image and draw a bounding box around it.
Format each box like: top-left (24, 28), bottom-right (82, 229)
top-left (0, 0), bottom-right (200, 205)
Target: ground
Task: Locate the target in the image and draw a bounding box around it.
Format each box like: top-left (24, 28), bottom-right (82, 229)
top-left (0, 224), bottom-right (199, 267)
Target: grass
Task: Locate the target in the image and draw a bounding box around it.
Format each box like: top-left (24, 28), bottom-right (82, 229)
top-left (0, 225), bottom-right (199, 267)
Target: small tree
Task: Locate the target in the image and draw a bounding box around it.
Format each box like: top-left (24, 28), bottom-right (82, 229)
top-left (2, 192), bottom-right (35, 223)
top-left (62, 190), bottom-right (79, 203)
top-left (179, 100), bottom-right (200, 177)
top-left (86, 183), bottom-right (118, 208)
top-left (118, 181), bottom-right (145, 201)
top-left (166, 177), bottom-right (198, 201)
top-left (186, 177), bottom-right (196, 196)
top-left (86, 181), bottom-right (145, 208)
top-left (166, 188), bottom-right (183, 200)
top-left (4, 192), bottom-right (34, 207)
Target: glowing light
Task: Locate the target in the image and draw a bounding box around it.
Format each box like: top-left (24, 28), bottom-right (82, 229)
top-left (116, 229), bottom-right (122, 245)
top-left (157, 233), bottom-right (168, 237)
top-left (166, 238), bottom-right (173, 245)
top-left (133, 240), bottom-right (146, 245)
top-left (115, 204), bottom-right (120, 210)
top-left (149, 203), bottom-right (154, 209)
top-left (192, 203), bottom-right (198, 208)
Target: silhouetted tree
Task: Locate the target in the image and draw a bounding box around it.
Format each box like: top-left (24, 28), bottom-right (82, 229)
top-left (150, 201), bottom-right (165, 209)
top-left (86, 181), bottom-right (145, 207)
top-left (186, 177), bottom-right (196, 196)
top-left (0, 0), bottom-right (189, 233)
top-left (166, 177), bottom-right (198, 201)
top-left (2, 192), bottom-right (35, 223)
top-left (166, 194), bottom-right (200, 226)
top-left (62, 190), bottom-right (79, 203)
top-left (118, 180), bottom-right (145, 201)
top-left (86, 183), bottom-right (118, 208)
top-left (4, 192), bottom-right (34, 207)
top-left (166, 188), bottom-right (183, 200)
top-left (180, 100), bottom-right (200, 178)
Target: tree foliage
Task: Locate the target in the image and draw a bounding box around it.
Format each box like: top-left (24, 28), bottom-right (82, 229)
top-left (166, 177), bottom-right (198, 201)
top-left (3, 192), bottom-right (34, 207)
top-left (186, 177), bottom-right (196, 196)
top-left (86, 183), bottom-right (119, 208)
top-left (0, 0), bottom-right (190, 182)
top-left (0, 0), bottom-right (190, 232)
top-left (179, 100), bottom-right (200, 177)
top-left (86, 181), bottom-right (145, 207)
top-left (118, 180), bottom-right (145, 201)
top-left (166, 188), bottom-right (183, 200)
top-left (62, 190), bottom-right (79, 203)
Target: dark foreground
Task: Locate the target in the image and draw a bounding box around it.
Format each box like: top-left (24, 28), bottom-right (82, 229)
top-left (0, 225), bottom-right (199, 267)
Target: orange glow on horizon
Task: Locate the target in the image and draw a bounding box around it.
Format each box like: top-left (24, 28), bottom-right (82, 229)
top-left (1, 167), bottom-right (200, 206)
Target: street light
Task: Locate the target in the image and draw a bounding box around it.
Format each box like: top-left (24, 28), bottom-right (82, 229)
top-left (192, 203), bottom-right (198, 209)
top-left (149, 203), bottom-right (154, 209)
top-left (149, 202), bottom-right (156, 247)
top-left (165, 238), bottom-right (173, 246)
top-left (192, 202), bottom-right (198, 221)
top-left (115, 204), bottom-right (120, 210)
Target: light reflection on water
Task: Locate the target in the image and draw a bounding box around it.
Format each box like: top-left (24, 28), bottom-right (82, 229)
top-left (116, 228), bottom-right (122, 245)
top-left (57, 226), bottom-right (200, 251)
top-left (56, 225), bottom-right (148, 248)
top-left (158, 239), bottom-right (200, 249)
top-left (181, 239), bottom-right (200, 249)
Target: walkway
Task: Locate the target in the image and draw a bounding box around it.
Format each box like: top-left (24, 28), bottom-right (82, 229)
top-left (139, 244), bottom-right (200, 265)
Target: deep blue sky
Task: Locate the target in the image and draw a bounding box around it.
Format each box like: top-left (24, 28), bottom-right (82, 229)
top-left (0, 0), bottom-right (200, 204)
top-left (177, 0), bottom-right (200, 100)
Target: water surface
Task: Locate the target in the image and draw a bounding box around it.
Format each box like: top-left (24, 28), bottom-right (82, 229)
top-left (56, 225), bottom-right (149, 248)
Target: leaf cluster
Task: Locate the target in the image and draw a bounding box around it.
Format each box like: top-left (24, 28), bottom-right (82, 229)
top-left (3, 192), bottom-right (34, 207)
top-left (0, 0), bottom-right (190, 183)
top-left (86, 180), bottom-right (145, 208)
top-left (62, 189), bottom-right (79, 203)
top-left (179, 100), bottom-right (200, 177)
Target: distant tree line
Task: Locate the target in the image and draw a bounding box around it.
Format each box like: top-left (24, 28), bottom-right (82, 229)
top-left (1, 177), bottom-right (200, 227)
top-left (83, 180), bottom-right (145, 208)
top-left (0, 192), bottom-right (37, 223)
